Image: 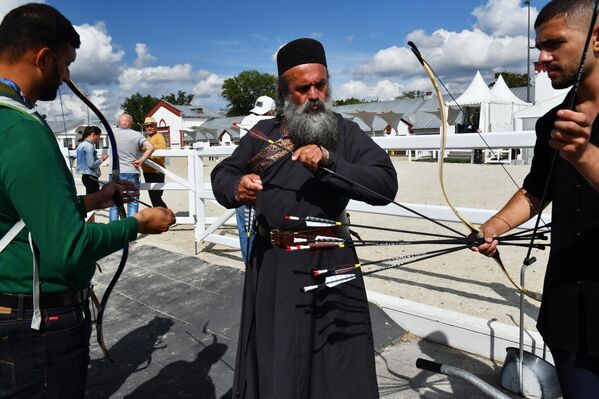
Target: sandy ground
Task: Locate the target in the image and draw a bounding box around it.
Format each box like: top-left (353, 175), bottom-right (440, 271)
top-left (90, 155), bottom-right (549, 330)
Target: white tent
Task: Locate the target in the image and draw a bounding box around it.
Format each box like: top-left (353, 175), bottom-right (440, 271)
top-left (489, 74), bottom-right (531, 131)
top-left (513, 71), bottom-right (570, 131)
top-left (448, 71), bottom-right (513, 133)
top-left (491, 75), bottom-right (530, 105)
top-left (346, 111), bottom-right (377, 132)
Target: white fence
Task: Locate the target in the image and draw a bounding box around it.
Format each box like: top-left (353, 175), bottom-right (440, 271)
top-left (63, 130), bottom-right (551, 254)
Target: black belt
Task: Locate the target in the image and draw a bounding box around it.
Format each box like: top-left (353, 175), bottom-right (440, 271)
top-left (0, 287), bottom-right (91, 311)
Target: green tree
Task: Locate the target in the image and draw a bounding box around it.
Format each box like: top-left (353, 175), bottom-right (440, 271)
top-left (335, 97), bottom-right (362, 106)
top-left (494, 71), bottom-right (529, 88)
top-left (396, 90), bottom-right (425, 99)
top-left (221, 70), bottom-right (277, 116)
top-left (121, 93), bottom-right (160, 131)
top-left (161, 90), bottom-right (195, 105)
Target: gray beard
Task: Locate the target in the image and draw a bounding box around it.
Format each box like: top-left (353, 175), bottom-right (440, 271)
top-left (284, 97), bottom-right (338, 149)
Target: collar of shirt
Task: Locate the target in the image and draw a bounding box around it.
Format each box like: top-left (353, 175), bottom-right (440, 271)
top-left (0, 78), bottom-right (33, 108)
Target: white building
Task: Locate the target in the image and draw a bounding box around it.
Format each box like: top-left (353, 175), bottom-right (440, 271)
top-left (48, 119), bottom-right (108, 149)
top-left (146, 100), bottom-right (221, 148)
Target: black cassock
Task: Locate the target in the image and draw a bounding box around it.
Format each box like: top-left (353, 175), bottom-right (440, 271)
top-left (211, 114), bottom-right (398, 399)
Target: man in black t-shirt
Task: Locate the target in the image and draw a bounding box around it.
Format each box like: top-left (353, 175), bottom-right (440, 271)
top-left (473, 1), bottom-right (599, 396)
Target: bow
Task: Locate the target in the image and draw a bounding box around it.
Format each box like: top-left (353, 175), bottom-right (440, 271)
top-left (408, 41), bottom-right (542, 301)
top-left (66, 80), bottom-right (128, 361)
top-left (243, 126), bottom-right (549, 293)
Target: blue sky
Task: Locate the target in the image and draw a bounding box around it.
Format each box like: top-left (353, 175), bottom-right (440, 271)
top-left (1, 0), bottom-right (549, 120)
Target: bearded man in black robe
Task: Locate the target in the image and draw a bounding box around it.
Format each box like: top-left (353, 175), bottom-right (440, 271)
top-left (211, 38), bottom-right (398, 399)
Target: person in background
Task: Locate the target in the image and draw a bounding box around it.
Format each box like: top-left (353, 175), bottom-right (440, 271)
top-left (109, 113), bottom-right (154, 221)
top-left (76, 125), bottom-right (107, 194)
top-left (141, 116), bottom-right (168, 208)
top-left (235, 95), bottom-right (275, 263)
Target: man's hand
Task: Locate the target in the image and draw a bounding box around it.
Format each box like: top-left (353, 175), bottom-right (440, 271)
top-left (84, 180), bottom-right (139, 211)
top-left (470, 222), bottom-right (499, 257)
top-left (291, 144), bottom-right (329, 172)
top-left (134, 208), bottom-right (176, 234)
top-left (235, 174), bottom-right (263, 205)
top-left (550, 109), bottom-right (594, 164)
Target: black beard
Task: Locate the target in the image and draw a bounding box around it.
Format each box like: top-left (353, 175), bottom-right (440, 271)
top-left (284, 97), bottom-right (338, 149)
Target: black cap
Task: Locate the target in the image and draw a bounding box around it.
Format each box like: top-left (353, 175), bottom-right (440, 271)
top-left (277, 38), bottom-right (327, 76)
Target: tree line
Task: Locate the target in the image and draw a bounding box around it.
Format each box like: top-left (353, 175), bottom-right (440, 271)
top-left (121, 70), bottom-right (529, 130)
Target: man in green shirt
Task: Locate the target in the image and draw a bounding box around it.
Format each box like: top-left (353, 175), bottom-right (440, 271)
top-left (0, 4), bottom-right (175, 397)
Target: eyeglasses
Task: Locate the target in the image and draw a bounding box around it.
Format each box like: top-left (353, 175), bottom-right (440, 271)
top-left (144, 124), bottom-right (157, 127)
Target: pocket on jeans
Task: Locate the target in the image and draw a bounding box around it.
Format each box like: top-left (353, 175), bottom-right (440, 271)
top-left (0, 335), bottom-right (17, 393)
top-left (42, 306), bottom-right (87, 336)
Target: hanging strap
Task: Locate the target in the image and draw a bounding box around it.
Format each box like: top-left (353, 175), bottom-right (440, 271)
top-left (0, 220), bottom-right (41, 330)
top-left (0, 219), bottom-right (25, 253)
top-left (28, 233), bottom-right (41, 330)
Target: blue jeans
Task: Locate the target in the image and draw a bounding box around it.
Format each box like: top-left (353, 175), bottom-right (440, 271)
top-left (0, 303), bottom-right (92, 398)
top-left (109, 173), bottom-right (140, 221)
top-left (236, 206), bottom-right (254, 263)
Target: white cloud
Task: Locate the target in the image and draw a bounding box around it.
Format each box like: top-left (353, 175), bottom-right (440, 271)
top-left (134, 43), bottom-right (156, 67)
top-left (0, 6), bottom-right (124, 86)
top-left (473, 0), bottom-right (538, 37)
top-left (336, 80), bottom-right (402, 101)
top-left (356, 28), bottom-right (530, 79)
top-left (118, 64), bottom-right (193, 90)
top-left (346, 35), bottom-right (355, 44)
top-left (353, 0), bottom-right (538, 92)
top-left (37, 88), bottom-right (116, 123)
top-left (71, 23), bottom-right (125, 85)
top-left (192, 73), bottom-right (224, 98)
top-left (0, 0), bottom-right (38, 22)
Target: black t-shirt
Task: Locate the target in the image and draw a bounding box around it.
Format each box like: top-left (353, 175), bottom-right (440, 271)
top-left (523, 91), bottom-right (599, 354)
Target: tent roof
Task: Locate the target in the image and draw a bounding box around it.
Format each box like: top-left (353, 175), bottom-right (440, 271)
top-left (491, 75), bottom-right (530, 105)
top-left (449, 71), bottom-right (509, 106)
top-left (513, 92), bottom-right (567, 119)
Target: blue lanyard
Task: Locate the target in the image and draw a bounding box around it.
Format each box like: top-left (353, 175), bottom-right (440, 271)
top-left (0, 78), bottom-right (32, 107)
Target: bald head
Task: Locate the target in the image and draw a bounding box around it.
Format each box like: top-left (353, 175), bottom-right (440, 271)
top-left (118, 114), bottom-right (133, 128)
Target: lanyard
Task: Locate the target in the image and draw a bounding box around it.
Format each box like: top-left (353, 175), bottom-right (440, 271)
top-left (0, 78), bottom-right (33, 108)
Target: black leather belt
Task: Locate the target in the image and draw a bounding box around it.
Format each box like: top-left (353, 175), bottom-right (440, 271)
top-left (0, 287), bottom-right (91, 311)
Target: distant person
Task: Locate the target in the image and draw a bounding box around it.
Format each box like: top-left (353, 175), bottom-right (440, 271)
top-left (76, 125), bottom-right (107, 194)
top-left (0, 4), bottom-right (175, 397)
top-left (236, 95), bottom-right (275, 263)
top-left (239, 95), bottom-right (276, 132)
top-left (141, 117), bottom-right (168, 208)
top-left (109, 113), bottom-right (154, 221)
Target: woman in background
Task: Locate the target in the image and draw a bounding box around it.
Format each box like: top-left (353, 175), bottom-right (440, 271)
top-left (76, 125), bottom-right (108, 194)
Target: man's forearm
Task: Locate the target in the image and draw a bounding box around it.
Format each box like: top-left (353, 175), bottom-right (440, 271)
top-left (138, 149), bottom-right (154, 164)
top-left (485, 188), bottom-right (544, 236)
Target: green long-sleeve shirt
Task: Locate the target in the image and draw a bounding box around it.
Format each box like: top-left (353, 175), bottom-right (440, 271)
top-left (0, 85), bottom-right (138, 294)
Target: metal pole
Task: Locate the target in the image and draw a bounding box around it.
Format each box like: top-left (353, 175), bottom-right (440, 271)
top-left (526, 0), bottom-right (531, 102)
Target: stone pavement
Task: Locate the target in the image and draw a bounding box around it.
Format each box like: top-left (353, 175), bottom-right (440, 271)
top-left (86, 243), bottom-right (518, 398)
